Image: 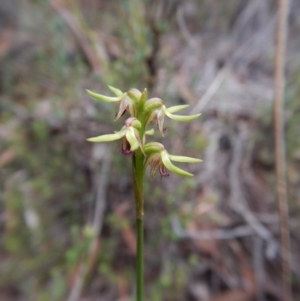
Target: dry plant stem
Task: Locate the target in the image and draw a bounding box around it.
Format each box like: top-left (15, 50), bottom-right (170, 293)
top-left (274, 0), bottom-right (292, 300)
top-left (133, 150), bottom-right (145, 301)
top-left (49, 0), bottom-right (102, 73)
top-left (67, 151), bottom-right (111, 301)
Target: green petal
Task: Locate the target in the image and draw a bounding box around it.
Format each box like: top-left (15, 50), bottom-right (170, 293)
top-left (167, 104), bottom-right (189, 113)
top-left (107, 85), bottom-right (123, 97)
top-left (163, 106), bottom-right (201, 122)
top-left (145, 129), bottom-right (155, 135)
top-left (168, 154), bottom-right (202, 163)
top-left (125, 127), bottom-right (140, 151)
top-left (161, 151), bottom-right (194, 177)
top-left (86, 89), bottom-right (123, 102)
top-left (87, 127), bottom-right (126, 142)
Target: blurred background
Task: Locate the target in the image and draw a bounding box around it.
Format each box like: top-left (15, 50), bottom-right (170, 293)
top-left (0, 0), bottom-right (300, 300)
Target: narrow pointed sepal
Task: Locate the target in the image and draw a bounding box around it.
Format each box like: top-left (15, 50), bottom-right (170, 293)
top-left (161, 151), bottom-right (194, 177)
top-left (86, 89), bottom-right (123, 102)
top-left (168, 154), bottom-right (202, 163)
top-left (167, 104), bottom-right (190, 114)
top-left (145, 129), bottom-right (154, 135)
top-left (108, 85), bottom-right (123, 97)
top-left (87, 127), bottom-right (126, 142)
top-left (140, 88), bottom-right (148, 104)
top-left (115, 95), bottom-right (131, 120)
top-left (153, 108), bottom-right (165, 136)
top-left (125, 127), bottom-right (140, 151)
top-left (163, 105), bottom-right (201, 122)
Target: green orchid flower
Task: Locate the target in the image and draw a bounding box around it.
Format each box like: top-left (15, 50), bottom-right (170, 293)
top-left (87, 117), bottom-right (143, 155)
top-left (86, 86), bottom-right (147, 120)
top-left (144, 98), bottom-right (201, 135)
top-left (144, 142), bottom-right (202, 178)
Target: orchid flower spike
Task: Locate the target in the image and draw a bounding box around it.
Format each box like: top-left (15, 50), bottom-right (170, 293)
top-left (144, 98), bottom-right (201, 136)
top-left (144, 142), bottom-right (202, 178)
top-left (87, 117), bottom-right (143, 155)
top-left (86, 86), bottom-right (147, 120)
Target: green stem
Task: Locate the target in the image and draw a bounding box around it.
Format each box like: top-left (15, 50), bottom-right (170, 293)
top-left (133, 150), bottom-right (145, 301)
top-left (136, 214), bottom-right (144, 301)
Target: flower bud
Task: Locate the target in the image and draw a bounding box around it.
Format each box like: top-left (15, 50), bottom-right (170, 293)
top-left (108, 85), bottom-right (124, 97)
top-left (86, 89), bottom-right (123, 102)
top-left (144, 143), bottom-right (201, 178)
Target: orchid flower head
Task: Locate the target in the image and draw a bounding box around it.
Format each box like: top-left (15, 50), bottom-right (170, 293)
top-left (86, 86), bottom-right (147, 121)
top-left (87, 117), bottom-right (143, 155)
top-left (144, 142), bottom-right (202, 178)
top-left (144, 98), bottom-right (201, 136)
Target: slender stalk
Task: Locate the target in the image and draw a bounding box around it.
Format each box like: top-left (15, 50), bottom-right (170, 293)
top-left (274, 0), bottom-right (292, 300)
top-left (133, 149), bottom-right (145, 301)
top-left (136, 214), bottom-right (144, 301)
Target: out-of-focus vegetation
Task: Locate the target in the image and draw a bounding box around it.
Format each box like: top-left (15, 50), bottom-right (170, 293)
top-left (0, 0), bottom-right (300, 300)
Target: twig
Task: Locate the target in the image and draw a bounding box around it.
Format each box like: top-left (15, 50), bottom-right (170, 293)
top-left (67, 149), bottom-right (111, 301)
top-left (176, 5), bottom-right (197, 49)
top-left (49, 0), bottom-right (102, 73)
top-left (274, 0), bottom-right (292, 299)
top-left (228, 123), bottom-right (279, 259)
top-left (232, 0), bottom-right (262, 38)
top-left (253, 237), bottom-right (266, 301)
top-left (115, 203), bottom-right (136, 255)
top-left (232, 14), bottom-right (277, 65)
top-left (92, 147), bottom-right (112, 237)
top-left (231, 0), bottom-right (276, 66)
top-left (171, 216), bottom-right (253, 240)
top-left (190, 68), bottom-right (228, 115)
